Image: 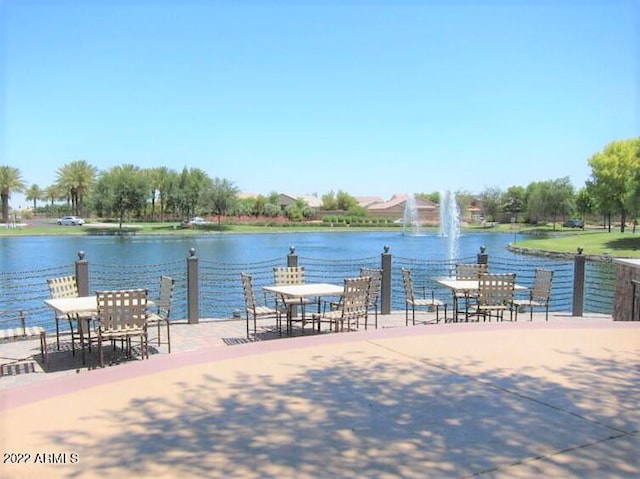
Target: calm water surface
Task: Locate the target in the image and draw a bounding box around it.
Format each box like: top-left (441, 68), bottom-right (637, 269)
top-left (1, 231), bottom-right (527, 271)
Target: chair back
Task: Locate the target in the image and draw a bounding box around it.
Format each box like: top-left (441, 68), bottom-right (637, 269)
top-left (340, 276), bottom-right (370, 320)
top-left (478, 273), bottom-right (516, 306)
top-left (531, 268), bottom-right (553, 302)
top-left (456, 263), bottom-right (487, 280)
top-left (241, 273), bottom-right (258, 312)
top-left (273, 266), bottom-right (306, 286)
top-left (360, 267), bottom-right (382, 304)
top-left (156, 275), bottom-right (175, 319)
top-left (47, 276), bottom-right (79, 299)
top-left (96, 289), bottom-right (148, 332)
top-left (401, 268), bottom-right (416, 302)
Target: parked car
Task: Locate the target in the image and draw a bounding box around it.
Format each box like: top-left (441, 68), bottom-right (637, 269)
top-left (563, 219), bottom-right (584, 229)
top-left (181, 217), bottom-right (209, 228)
top-left (57, 215), bottom-right (85, 226)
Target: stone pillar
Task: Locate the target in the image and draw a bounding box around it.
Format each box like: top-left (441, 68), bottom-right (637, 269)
top-left (187, 248), bottom-right (199, 324)
top-left (572, 248), bottom-right (585, 317)
top-left (477, 245), bottom-right (488, 265)
top-left (287, 246), bottom-right (298, 268)
top-left (613, 258), bottom-right (640, 321)
top-left (381, 245), bottom-right (392, 315)
top-left (75, 251), bottom-right (89, 296)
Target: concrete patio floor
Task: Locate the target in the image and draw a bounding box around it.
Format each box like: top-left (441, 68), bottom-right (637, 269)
top-left (0, 311), bottom-right (638, 478)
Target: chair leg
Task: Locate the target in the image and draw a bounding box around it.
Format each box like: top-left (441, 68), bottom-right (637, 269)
top-left (98, 336), bottom-right (104, 368)
top-left (40, 331), bottom-right (49, 371)
top-left (166, 320), bottom-right (171, 353)
top-left (55, 316), bottom-right (61, 350)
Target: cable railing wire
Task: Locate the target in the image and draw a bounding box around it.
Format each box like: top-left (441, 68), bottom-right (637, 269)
top-left (0, 249), bottom-right (621, 332)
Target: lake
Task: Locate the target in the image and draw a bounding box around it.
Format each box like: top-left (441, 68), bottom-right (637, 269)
top-left (1, 231), bottom-right (611, 324)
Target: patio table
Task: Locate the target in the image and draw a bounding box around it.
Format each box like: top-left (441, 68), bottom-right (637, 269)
top-left (436, 278), bottom-right (527, 321)
top-left (263, 283), bottom-right (344, 333)
top-left (44, 295), bottom-right (154, 363)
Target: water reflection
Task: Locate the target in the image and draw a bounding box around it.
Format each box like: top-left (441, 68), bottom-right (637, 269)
top-left (2, 231), bottom-right (525, 271)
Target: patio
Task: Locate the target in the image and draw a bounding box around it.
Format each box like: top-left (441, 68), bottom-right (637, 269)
top-left (1, 311), bottom-right (638, 478)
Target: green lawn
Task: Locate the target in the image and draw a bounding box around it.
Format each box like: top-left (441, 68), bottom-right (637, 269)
top-left (514, 230), bottom-right (640, 258)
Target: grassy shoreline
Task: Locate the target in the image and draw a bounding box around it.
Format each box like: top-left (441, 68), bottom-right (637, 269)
top-left (2, 221), bottom-right (639, 258)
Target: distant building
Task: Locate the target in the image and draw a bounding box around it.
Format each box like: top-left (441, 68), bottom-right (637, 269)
top-left (237, 191), bottom-right (480, 224)
top-left (367, 194), bottom-right (439, 224)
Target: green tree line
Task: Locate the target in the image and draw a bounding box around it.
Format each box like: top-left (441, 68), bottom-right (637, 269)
top-left (1, 138), bottom-right (639, 231)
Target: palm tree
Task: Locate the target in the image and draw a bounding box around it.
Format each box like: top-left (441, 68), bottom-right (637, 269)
top-left (25, 184), bottom-right (44, 210)
top-left (55, 160), bottom-right (98, 216)
top-left (0, 166), bottom-right (26, 223)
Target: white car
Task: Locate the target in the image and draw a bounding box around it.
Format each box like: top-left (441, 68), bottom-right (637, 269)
top-left (57, 215), bottom-right (85, 226)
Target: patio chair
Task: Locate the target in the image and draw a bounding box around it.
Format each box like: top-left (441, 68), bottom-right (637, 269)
top-left (360, 267), bottom-right (382, 329)
top-left (47, 275), bottom-right (92, 354)
top-left (453, 263), bottom-right (487, 321)
top-left (95, 289), bottom-right (149, 367)
top-left (474, 273), bottom-right (516, 322)
top-left (0, 310), bottom-right (48, 371)
top-left (146, 275), bottom-right (175, 353)
top-left (273, 266), bottom-right (315, 335)
top-left (241, 273), bottom-right (283, 340)
top-left (401, 268), bottom-right (445, 325)
top-left (513, 268), bottom-right (554, 321)
top-left (315, 276), bottom-right (370, 333)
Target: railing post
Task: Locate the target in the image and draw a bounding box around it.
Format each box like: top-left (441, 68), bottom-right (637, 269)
top-left (75, 251), bottom-right (89, 296)
top-left (477, 245), bottom-right (488, 266)
top-left (187, 248), bottom-right (199, 324)
top-left (572, 247), bottom-right (585, 317)
top-left (381, 245), bottom-right (392, 315)
top-left (287, 246), bottom-right (298, 267)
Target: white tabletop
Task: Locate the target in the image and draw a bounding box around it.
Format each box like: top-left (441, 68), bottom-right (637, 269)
top-left (45, 296), bottom-right (155, 315)
top-left (45, 296), bottom-right (98, 315)
top-left (436, 278), bottom-right (527, 292)
top-left (263, 283), bottom-right (344, 298)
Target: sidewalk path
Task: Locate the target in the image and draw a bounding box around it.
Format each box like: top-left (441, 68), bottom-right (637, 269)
top-left (0, 313), bottom-right (638, 478)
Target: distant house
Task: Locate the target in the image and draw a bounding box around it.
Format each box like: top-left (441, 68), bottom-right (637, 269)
top-left (355, 196), bottom-right (385, 208)
top-left (367, 194), bottom-right (439, 224)
top-left (278, 193), bottom-right (322, 210)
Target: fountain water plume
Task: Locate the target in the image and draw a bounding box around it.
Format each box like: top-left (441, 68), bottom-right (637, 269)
top-left (439, 190), bottom-right (461, 264)
top-left (402, 194), bottom-right (421, 236)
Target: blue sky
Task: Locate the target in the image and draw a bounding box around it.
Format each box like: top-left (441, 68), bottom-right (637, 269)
top-left (1, 0), bottom-right (638, 209)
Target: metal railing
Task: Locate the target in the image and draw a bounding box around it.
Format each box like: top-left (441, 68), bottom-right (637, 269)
top-left (0, 246), bottom-right (619, 332)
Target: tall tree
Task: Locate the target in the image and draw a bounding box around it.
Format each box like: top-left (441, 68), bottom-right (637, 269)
top-left (92, 164), bottom-right (148, 229)
top-left (502, 186), bottom-right (526, 222)
top-left (208, 178), bottom-right (239, 225)
top-left (0, 166), bottom-right (25, 223)
top-left (173, 167), bottom-right (212, 219)
top-left (25, 184), bottom-right (44, 210)
top-left (588, 138), bottom-right (640, 232)
top-left (55, 160), bottom-right (98, 216)
top-left (479, 186), bottom-right (503, 222)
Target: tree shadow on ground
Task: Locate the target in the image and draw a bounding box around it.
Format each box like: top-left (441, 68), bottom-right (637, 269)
top-left (604, 236), bottom-right (640, 252)
top-left (41, 345), bottom-right (639, 478)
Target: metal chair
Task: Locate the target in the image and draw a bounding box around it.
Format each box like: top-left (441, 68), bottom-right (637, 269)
top-left (315, 276), bottom-right (370, 333)
top-left (146, 275), bottom-right (175, 352)
top-left (0, 310), bottom-right (48, 371)
top-left (95, 289), bottom-right (149, 367)
top-left (47, 275), bottom-right (92, 354)
top-left (475, 273), bottom-right (516, 322)
top-left (453, 263), bottom-right (487, 321)
top-left (401, 268), bottom-right (445, 325)
top-left (360, 267), bottom-right (382, 329)
top-left (273, 266), bottom-right (315, 335)
top-left (513, 268), bottom-right (554, 321)
top-left (241, 273), bottom-right (283, 340)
